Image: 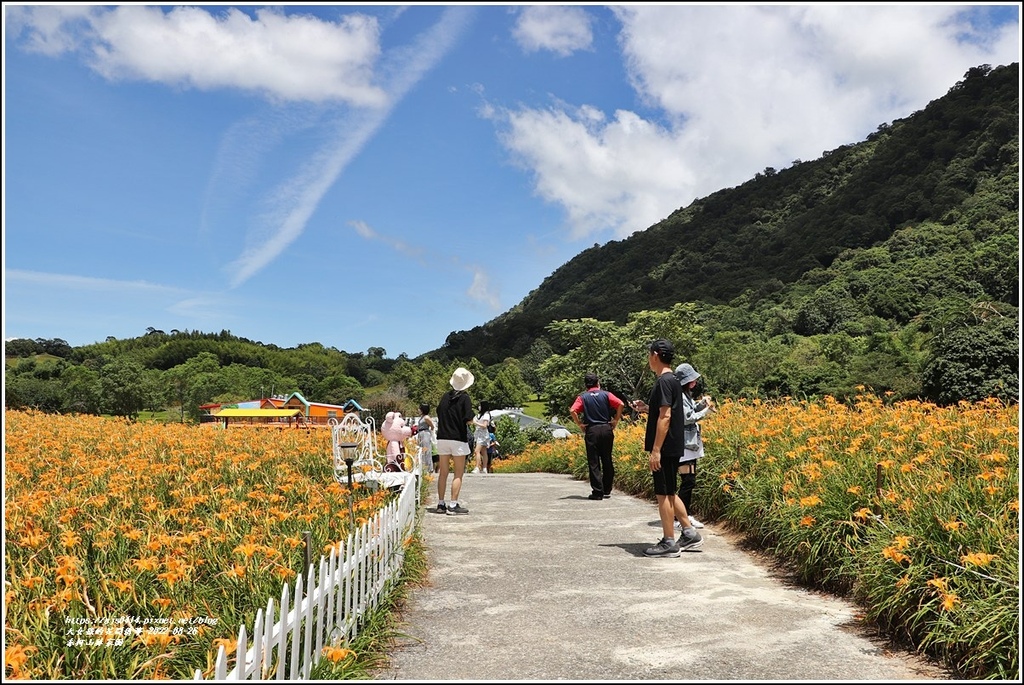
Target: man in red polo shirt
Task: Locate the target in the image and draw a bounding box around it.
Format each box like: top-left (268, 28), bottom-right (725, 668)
top-left (570, 373), bottom-right (624, 500)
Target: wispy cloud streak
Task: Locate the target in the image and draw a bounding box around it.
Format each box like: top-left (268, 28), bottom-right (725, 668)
top-left (6, 269), bottom-right (188, 294)
top-left (348, 220), bottom-right (501, 311)
top-left (220, 6), bottom-right (475, 287)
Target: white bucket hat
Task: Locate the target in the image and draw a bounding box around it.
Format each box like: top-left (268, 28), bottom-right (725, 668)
top-left (449, 367), bottom-right (474, 392)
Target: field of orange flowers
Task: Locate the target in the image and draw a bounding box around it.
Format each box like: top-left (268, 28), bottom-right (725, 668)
top-left (3, 410), bottom-right (396, 680)
top-left (497, 394), bottom-right (1019, 680)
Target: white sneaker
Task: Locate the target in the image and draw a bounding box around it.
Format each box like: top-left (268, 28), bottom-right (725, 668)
top-left (482, 468), bottom-right (488, 474)
top-left (472, 467), bottom-right (480, 474)
top-left (675, 516), bottom-right (705, 529)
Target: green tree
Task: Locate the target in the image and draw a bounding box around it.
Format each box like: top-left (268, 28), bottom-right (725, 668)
top-left (485, 360), bottom-right (531, 410)
top-left (99, 358), bottom-right (150, 419)
top-left (60, 364), bottom-right (101, 414)
top-left (921, 314), bottom-right (1019, 404)
top-left (315, 373), bottom-right (364, 406)
top-left (164, 352), bottom-right (223, 422)
top-left (4, 373), bottom-right (64, 412)
top-left (521, 339), bottom-right (554, 400)
top-left (5, 338), bottom-right (43, 357)
top-left (389, 358), bottom-right (451, 409)
top-left (695, 331), bottom-right (789, 398)
top-left (218, 364), bottom-right (287, 401)
top-left (795, 282), bottom-right (861, 335)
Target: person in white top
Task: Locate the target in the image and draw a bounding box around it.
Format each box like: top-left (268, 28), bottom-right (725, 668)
top-left (472, 401), bottom-right (492, 473)
top-left (415, 403), bottom-right (435, 474)
top-left (674, 363), bottom-right (714, 530)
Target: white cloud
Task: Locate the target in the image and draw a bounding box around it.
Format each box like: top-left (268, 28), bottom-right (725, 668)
top-left (8, 5), bottom-right (388, 105)
top-left (4, 5), bottom-right (96, 56)
top-left (348, 219), bottom-right (422, 262)
top-left (512, 5), bottom-right (593, 56)
top-left (496, 5), bottom-right (1020, 240)
top-left (499, 105), bottom-right (693, 239)
top-left (5, 269), bottom-right (187, 294)
top-left (350, 219), bottom-right (378, 241)
top-left (467, 266), bottom-right (501, 311)
top-left (349, 221), bottom-right (499, 310)
top-left (166, 296), bottom-right (230, 320)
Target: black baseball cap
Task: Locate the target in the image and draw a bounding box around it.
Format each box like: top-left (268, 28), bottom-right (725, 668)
top-left (648, 338), bottom-right (675, 363)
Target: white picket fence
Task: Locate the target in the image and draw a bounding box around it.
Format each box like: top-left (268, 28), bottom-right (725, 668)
top-left (195, 414), bottom-right (422, 680)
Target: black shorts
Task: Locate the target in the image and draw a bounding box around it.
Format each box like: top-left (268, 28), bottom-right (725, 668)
top-left (651, 454), bottom-right (680, 495)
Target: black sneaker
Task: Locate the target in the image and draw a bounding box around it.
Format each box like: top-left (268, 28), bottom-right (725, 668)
top-left (677, 528), bottom-right (704, 552)
top-left (602, 493), bottom-right (611, 499)
top-left (446, 503), bottom-right (470, 515)
top-left (644, 538), bottom-right (680, 558)
top-left (587, 492), bottom-right (604, 500)
top-left (435, 503), bottom-right (446, 514)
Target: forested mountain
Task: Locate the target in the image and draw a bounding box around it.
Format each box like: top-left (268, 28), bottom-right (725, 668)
top-left (434, 64), bottom-right (1019, 375)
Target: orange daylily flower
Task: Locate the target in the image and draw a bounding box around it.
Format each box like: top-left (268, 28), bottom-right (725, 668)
top-left (882, 546), bottom-right (910, 565)
top-left (5, 644), bottom-right (37, 678)
top-left (322, 645), bottom-right (356, 663)
top-left (960, 552), bottom-right (997, 567)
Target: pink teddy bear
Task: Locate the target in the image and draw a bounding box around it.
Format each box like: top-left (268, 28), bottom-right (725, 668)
top-left (381, 411), bottom-right (414, 471)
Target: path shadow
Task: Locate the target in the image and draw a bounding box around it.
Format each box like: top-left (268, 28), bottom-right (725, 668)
top-left (599, 542), bottom-right (653, 558)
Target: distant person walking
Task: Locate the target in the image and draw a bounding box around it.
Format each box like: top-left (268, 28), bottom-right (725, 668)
top-left (435, 368), bottom-right (475, 515)
top-left (472, 401), bottom-right (493, 474)
top-left (569, 372), bottom-right (624, 500)
top-left (674, 363), bottom-right (714, 531)
top-left (415, 402), bottom-right (436, 474)
top-left (630, 339), bottom-right (702, 557)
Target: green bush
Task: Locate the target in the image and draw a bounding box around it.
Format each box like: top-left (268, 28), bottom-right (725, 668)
top-left (493, 415), bottom-right (527, 457)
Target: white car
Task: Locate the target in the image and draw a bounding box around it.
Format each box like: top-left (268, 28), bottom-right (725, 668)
top-left (489, 409), bottom-right (571, 439)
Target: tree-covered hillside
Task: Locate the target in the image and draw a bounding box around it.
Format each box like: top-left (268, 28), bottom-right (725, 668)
top-left (434, 64), bottom-right (1019, 384)
top-left (4, 329), bottom-right (533, 423)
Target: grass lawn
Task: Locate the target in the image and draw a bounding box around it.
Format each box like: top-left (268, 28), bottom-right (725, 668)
top-left (521, 400), bottom-right (547, 419)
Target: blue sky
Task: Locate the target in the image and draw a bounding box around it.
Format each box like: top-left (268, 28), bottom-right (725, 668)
top-left (3, 4), bottom-right (1020, 359)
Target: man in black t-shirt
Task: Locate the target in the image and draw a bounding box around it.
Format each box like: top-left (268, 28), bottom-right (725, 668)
top-left (630, 339), bottom-right (703, 557)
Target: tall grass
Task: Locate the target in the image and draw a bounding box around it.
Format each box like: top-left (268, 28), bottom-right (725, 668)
top-left (495, 395), bottom-right (1019, 680)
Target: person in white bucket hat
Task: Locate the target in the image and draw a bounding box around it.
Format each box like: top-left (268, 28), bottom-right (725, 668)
top-left (434, 367), bottom-right (475, 515)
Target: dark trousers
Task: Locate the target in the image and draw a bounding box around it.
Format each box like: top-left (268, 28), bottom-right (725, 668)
top-left (584, 423), bottom-right (615, 496)
top-left (678, 460), bottom-right (697, 513)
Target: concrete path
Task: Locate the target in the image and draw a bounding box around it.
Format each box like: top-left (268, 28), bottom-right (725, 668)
top-left (379, 472), bottom-right (951, 681)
